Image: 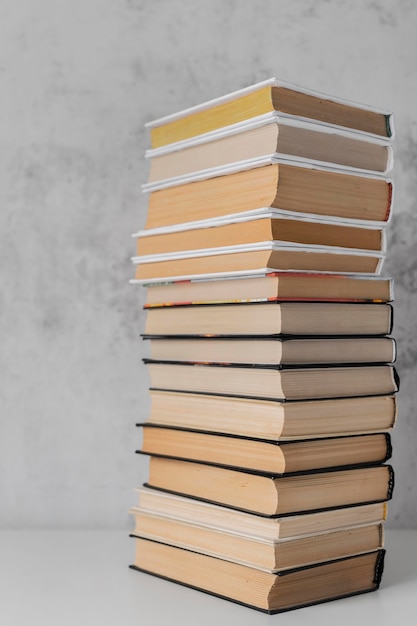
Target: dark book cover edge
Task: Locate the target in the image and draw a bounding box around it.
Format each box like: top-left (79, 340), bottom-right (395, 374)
top-left (143, 359), bottom-right (396, 371)
top-left (141, 333), bottom-right (396, 341)
top-left (144, 299), bottom-right (394, 310)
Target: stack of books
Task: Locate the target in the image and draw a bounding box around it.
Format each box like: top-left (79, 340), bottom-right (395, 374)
top-left (129, 79), bottom-right (398, 614)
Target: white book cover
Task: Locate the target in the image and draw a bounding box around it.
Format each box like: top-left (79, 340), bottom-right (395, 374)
top-left (138, 206), bottom-right (393, 229)
top-left (146, 77), bottom-right (394, 140)
top-left (142, 155), bottom-right (394, 194)
top-left (130, 269), bottom-right (393, 288)
top-left (131, 241), bottom-right (385, 265)
top-left (132, 211), bottom-right (387, 254)
top-left (130, 241), bottom-right (385, 284)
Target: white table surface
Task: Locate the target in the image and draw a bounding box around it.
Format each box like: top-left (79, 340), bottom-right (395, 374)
top-left (0, 529), bottom-right (415, 625)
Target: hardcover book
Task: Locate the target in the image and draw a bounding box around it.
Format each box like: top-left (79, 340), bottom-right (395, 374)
top-left (141, 272), bottom-right (394, 305)
top-left (135, 213), bottom-right (387, 257)
top-left (144, 335), bottom-right (396, 365)
top-left (144, 301), bottom-right (393, 337)
top-left (138, 426), bottom-right (392, 474)
top-left (147, 78), bottom-right (393, 148)
top-left (144, 162), bottom-right (393, 229)
top-left (145, 457), bottom-right (394, 516)
top-left (145, 390), bottom-right (397, 439)
top-left (144, 361), bottom-right (399, 400)
top-left (132, 241), bottom-right (385, 281)
top-left (131, 540), bottom-right (385, 613)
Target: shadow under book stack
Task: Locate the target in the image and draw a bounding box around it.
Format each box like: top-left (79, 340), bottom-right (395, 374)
top-left (129, 79), bottom-right (398, 614)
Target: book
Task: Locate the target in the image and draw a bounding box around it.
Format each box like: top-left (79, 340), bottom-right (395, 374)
top-left (147, 78), bottom-right (393, 148)
top-left (145, 117), bottom-right (392, 187)
top-left (138, 427), bottom-right (392, 474)
top-left (145, 457), bottom-right (394, 516)
top-left (142, 272), bottom-right (394, 305)
top-left (134, 486), bottom-right (388, 540)
top-left (130, 510), bottom-right (384, 572)
top-left (131, 540), bottom-right (385, 613)
top-left (135, 214), bottom-right (386, 257)
top-left (144, 361), bottom-right (399, 401)
top-left (132, 241), bottom-right (385, 281)
top-left (144, 301), bottom-right (393, 337)
top-left (144, 163), bottom-right (393, 229)
top-left (146, 390), bottom-right (397, 439)
top-left (144, 335), bottom-right (396, 365)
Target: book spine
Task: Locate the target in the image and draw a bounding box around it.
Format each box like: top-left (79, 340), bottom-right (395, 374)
top-left (384, 433), bottom-right (393, 463)
top-left (387, 465), bottom-right (395, 500)
top-left (374, 548), bottom-right (386, 586)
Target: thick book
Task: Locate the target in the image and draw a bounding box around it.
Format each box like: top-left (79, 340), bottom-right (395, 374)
top-left (138, 426), bottom-right (392, 474)
top-left (142, 272), bottom-right (394, 305)
top-left (146, 390), bottom-right (397, 439)
top-left (131, 540), bottom-right (385, 613)
top-left (132, 241), bottom-right (385, 281)
top-left (130, 509), bottom-right (384, 572)
top-left (145, 116), bottom-right (392, 188)
top-left (144, 162), bottom-right (393, 229)
top-left (146, 77), bottom-right (393, 148)
top-left (145, 457), bottom-right (394, 516)
top-left (144, 301), bottom-right (393, 337)
top-left (144, 335), bottom-right (396, 366)
top-left (144, 361), bottom-right (399, 401)
top-left (135, 213), bottom-right (386, 257)
top-left (134, 486), bottom-right (388, 541)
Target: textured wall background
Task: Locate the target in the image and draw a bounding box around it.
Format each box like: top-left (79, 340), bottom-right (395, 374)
top-left (1, 0), bottom-right (416, 529)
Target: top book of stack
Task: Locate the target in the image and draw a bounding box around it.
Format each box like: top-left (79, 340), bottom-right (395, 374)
top-left (146, 78), bottom-right (394, 149)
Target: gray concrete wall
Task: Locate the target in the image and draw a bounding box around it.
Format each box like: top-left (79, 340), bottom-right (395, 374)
top-left (0, 0), bottom-right (415, 528)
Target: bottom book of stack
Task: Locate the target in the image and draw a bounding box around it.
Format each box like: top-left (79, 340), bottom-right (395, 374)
top-left (129, 486), bottom-right (388, 613)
